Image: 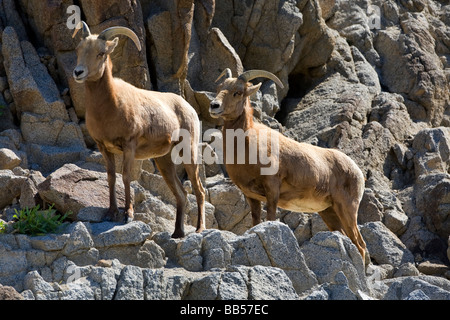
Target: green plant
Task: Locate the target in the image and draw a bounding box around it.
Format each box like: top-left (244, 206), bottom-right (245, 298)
top-left (0, 220), bottom-right (6, 234)
top-left (13, 205), bottom-right (71, 236)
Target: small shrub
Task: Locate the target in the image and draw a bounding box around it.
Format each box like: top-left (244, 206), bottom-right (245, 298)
top-left (0, 220), bottom-right (6, 234)
top-left (13, 205), bottom-right (71, 236)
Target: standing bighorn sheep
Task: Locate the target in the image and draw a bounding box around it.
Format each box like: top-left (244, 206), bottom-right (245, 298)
top-left (72, 22), bottom-right (205, 238)
top-left (210, 69), bottom-right (367, 262)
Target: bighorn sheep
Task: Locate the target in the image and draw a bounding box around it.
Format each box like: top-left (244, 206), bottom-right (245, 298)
top-left (72, 22), bottom-right (205, 238)
top-left (210, 69), bottom-right (367, 262)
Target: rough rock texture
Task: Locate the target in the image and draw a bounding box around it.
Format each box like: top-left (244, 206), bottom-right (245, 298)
top-left (2, 26), bottom-right (86, 174)
top-left (1, 0), bottom-right (450, 300)
top-left (0, 284), bottom-right (24, 300)
top-left (37, 164), bottom-right (129, 221)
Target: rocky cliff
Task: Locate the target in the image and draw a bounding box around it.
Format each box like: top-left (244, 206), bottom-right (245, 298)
top-left (0, 0), bottom-right (450, 300)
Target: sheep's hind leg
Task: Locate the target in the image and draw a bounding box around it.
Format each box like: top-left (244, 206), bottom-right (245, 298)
top-left (332, 200), bottom-right (367, 264)
top-left (122, 144), bottom-right (136, 223)
top-left (185, 163), bottom-right (206, 233)
top-left (318, 207), bottom-right (345, 234)
top-left (155, 153), bottom-right (187, 238)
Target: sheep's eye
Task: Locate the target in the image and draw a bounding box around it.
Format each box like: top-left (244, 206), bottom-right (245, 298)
top-left (234, 91), bottom-right (243, 97)
top-left (98, 52), bottom-right (105, 58)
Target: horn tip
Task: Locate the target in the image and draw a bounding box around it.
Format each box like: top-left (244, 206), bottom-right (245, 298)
top-left (72, 21), bottom-right (82, 39)
top-left (215, 68), bottom-right (232, 83)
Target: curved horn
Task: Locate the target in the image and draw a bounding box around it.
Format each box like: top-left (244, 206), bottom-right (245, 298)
top-left (238, 70), bottom-right (284, 89)
top-left (98, 27), bottom-right (142, 51)
top-left (72, 21), bottom-right (91, 39)
top-left (215, 68), bottom-right (233, 83)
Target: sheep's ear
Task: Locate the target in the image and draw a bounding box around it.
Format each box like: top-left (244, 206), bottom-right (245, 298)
top-left (106, 37), bottom-right (119, 55)
top-left (244, 83), bottom-right (262, 97)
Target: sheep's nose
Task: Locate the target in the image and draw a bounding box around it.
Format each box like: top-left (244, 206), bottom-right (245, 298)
top-left (210, 102), bottom-right (221, 110)
top-left (73, 67), bottom-right (88, 83)
top-left (74, 69), bottom-right (84, 77)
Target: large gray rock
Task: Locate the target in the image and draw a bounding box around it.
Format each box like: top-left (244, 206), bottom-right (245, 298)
top-left (360, 222), bottom-right (414, 266)
top-left (413, 127), bottom-right (450, 178)
top-left (20, 262), bottom-right (299, 301)
top-left (0, 242), bottom-right (28, 289)
top-left (383, 276), bottom-right (450, 300)
top-left (0, 148), bottom-right (21, 170)
top-left (185, 265), bottom-right (299, 300)
top-left (153, 222), bottom-right (318, 295)
top-left (415, 174), bottom-right (450, 241)
top-left (23, 271), bottom-right (58, 300)
top-left (2, 26), bottom-right (86, 174)
top-left (212, 0), bottom-right (303, 97)
top-left (301, 231), bottom-right (368, 297)
top-left (175, 232), bottom-right (203, 272)
top-left (136, 240), bottom-right (166, 269)
top-left (146, 0), bottom-right (194, 94)
top-left (245, 222), bottom-right (318, 294)
top-left (30, 234), bottom-right (70, 252)
top-left (412, 128), bottom-right (450, 241)
top-left (59, 279), bottom-right (96, 301)
top-left (283, 73), bottom-right (374, 169)
top-left (201, 229), bottom-right (235, 271)
top-left (89, 221), bottom-right (151, 248)
top-left (0, 219), bottom-right (164, 291)
top-left (375, 12), bottom-right (449, 126)
top-left (143, 268), bottom-right (190, 300)
top-left (0, 169), bottom-right (26, 209)
top-left (245, 265), bottom-right (299, 300)
top-left (86, 264), bottom-right (118, 300)
top-left (2, 27), bottom-right (68, 122)
top-left (114, 265), bottom-right (144, 300)
top-left (62, 222), bottom-right (94, 256)
top-left (208, 180), bottom-right (251, 233)
top-left (37, 164), bottom-right (129, 220)
top-left (27, 144), bottom-right (87, 175)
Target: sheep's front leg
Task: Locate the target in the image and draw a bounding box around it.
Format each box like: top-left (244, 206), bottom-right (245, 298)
top-left (122, 143), bottom-right (136, 223)
top-left (154, 153), bottom-right (187, 239)
top-left (247, 197), bottom-right (262, 226)
top-left (263, 178), bottom-right (280, 221)
top-left (98, 143), bottom-right (119, 221)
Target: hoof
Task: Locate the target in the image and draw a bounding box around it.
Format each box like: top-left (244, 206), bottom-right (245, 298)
top-left (171, 230), bottom-right (185, 239)
top-left (103, 208), bottom-right (119, 222)
top-left (123, 209), bottom-right (134, 224)
top-left (196, 227), bottom-right (206, 234)
top-left (124, 215), bottom-right (134, 224)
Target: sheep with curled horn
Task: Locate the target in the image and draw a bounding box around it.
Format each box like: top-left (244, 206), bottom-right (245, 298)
top-left (210, 69), bottom-right (368, 263)
top-left (72, 21), bottom-right (206, 238)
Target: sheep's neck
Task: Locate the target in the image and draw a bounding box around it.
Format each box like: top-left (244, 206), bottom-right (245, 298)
top-left (85, 57), bottom-right (117, 112)
top-left (222, 99), bottom-right (254, 167)
top-left (223, 99), bottom-right (254, 132)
